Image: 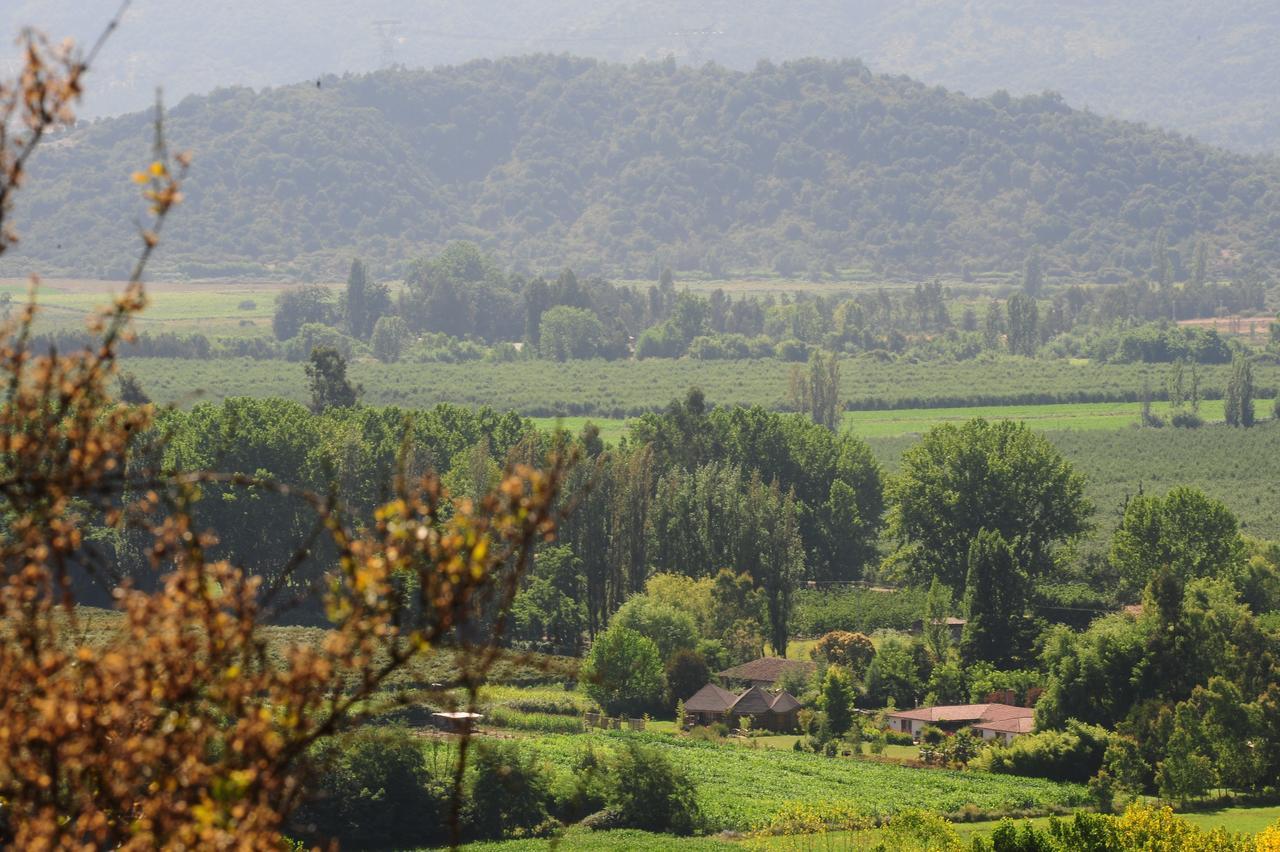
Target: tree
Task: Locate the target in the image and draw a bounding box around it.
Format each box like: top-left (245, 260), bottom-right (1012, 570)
top-left (273, 284), bottom-right (335, 341)
top-left (1191, 239), bottom-right (1209, 289)
top-left (924, 658), bottom-right (968, 705)
top-left (788, 349), bottom-right (841, 429)
top-left (523, 276), bottom-right (552, 346)
top-left (305, 345), bottom-right (360, 413)
top-left (864, 638), bottom-right (923, 708)
top-left (539, 305), bottom-right (605, 360)
top-left (510, 546), bottom-right (587, 653)
top-left (1224, 355), bottom-right (1255, 427)
top-left (581, 625), bottom-right (666, 716)
top-left (1189, 677), bottom-right (1264, 792)
top-left (370, 314), bottom-right (409, 362)
top-left (645, 573), bottom-right (714, 634)
top-left (607, 742), bottom-right (701, 835)
top-left (889, 419), bottom-right (1090, 595)
top-left (810, 630), bottom-right (875, 678)
top-left (293, 727), bottom-right (449, 848)
top-left (820, 667), bottom-right (856, 737)
top-left (1156, 704), bottom-right (1214, 804)
top-left (1006, 293), bottom-right (1039, 356)
top-left (922, 577), bottom-right (952, 661)
top-left (117, 372), bottom-right (150, 405)
top-left (665, 649), bottom-right (711, 706)
top-left (1021, 247), bottom-right (1044, 297)
top-left (468, 742), bottom-right (553, 839)
top-left (344, 258), bottom-right (370, 338)
top-left (983, 300), bottom-right (1004, 350)
top-left (961, 530), bottom-right (1031, 666)
top-left (1110, 486), bottom-right (1245, 593)
top-left (709, 569), bottom-right (765, 636)
top-left (747, 475), bottom-right (803, 657)
top-left (610, 594), bottom-right (699, 664)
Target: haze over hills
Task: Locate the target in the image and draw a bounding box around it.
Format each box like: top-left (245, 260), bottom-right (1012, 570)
top-left (4, 1), bottom-right (1280, 153)
top-left (8, 56), bottom-right (1280, 282)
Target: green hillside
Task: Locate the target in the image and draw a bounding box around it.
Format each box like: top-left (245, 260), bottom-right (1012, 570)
top-left (9, 57), bottom-right (1280, 280)
top-left (5, 2), bottom-right (1280, 151)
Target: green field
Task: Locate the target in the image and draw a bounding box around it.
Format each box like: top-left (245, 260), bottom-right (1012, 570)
top-left (120, 355), bottom-right (1279, 418)
top-left (842, 400), bottom-right (1245, 438)
top-left (1, 277), bottom-right (347, 338)
top-left (502, 730), bottom-right (1088, 831)
top-left (540, 399), bottom-right (1259, 446)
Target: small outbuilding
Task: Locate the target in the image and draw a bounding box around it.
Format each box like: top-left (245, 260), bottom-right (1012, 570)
top-left (430, 711), bottom-right (483, 733)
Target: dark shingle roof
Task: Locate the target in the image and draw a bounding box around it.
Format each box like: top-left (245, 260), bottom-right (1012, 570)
top-left (769, 691), bottom-right (802, 713)
top-left (730, 685), bottom-right (775, 715)
top-left (684, 682), bottom-right (738, 713)
top-left (715, 657), bottom-right (815, 684)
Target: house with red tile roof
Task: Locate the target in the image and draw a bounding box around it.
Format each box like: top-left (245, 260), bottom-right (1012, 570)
top-left (886, 703), bottom-right (1035, 742)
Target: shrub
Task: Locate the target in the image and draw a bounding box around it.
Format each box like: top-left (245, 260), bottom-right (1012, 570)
top-left (290, 727), bottom-right (450, 849)
top-left (468, 741), bottom-right (556, 839)
top-left (552, 745), bottom-right (610, 823)
top-left (606, 742), bottom-right (702, 835)
top-left (885, 729), bottom-right (915, 746)
top-left (974, 720), bottom-right (1112, 783)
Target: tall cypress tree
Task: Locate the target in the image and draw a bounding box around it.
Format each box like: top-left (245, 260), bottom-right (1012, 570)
top-left (1021, 247), bottom-right (1044, 297)
top-left (344, 258), bottom-right (368, 338)
top-left (961, 529), bottom-right (1028, 667)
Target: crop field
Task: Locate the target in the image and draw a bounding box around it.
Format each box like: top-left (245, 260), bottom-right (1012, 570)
top-left (869, 420), bottom-right (1280, 545)
top-left (842, 399), bottom-right (1249, 438)
top-left (505, 730), bottom-right (1088, 831)
top-left (444, 804), bottom-right (1280, 851)
top-left (0, 277), bottom-right (332, 338)
top-left (539, 398), bottom-right (1264, 445)
top-left (120, 355), bottom-right (1279, 418)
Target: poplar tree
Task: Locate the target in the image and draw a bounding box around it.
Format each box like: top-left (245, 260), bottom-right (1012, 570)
top-left (961, 530), bottom-right (1028, 667)
top-left (1225, 355), bottom-right (1254, 427)
top-left (344, 258), bottom-right (369, 338)
top-left (1021, 247), bottom-right (1044, 297)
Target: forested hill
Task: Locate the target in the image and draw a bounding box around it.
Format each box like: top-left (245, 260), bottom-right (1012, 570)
top-left (6, 1), bottom-right (1280, 152)
top-left (11, 56), bottom-right (1280, 280)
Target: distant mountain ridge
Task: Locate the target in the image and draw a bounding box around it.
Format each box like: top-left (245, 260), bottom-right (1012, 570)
top-left (7, 56), bottom-right (1280, 281)
top-left (4, 1), bottom-right (1279, 152)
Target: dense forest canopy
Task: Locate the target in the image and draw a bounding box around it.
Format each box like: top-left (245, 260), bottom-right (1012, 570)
top-left (7, 56), bottom-right (1280, 281)
top-left (4, 1), bottom-right (1280, 152)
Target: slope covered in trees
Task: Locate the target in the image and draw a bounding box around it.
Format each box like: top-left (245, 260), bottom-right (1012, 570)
top-left (8, 56), bottom-right (1280, 280)
top-left (6, 1), bottom-right (1280, 152)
